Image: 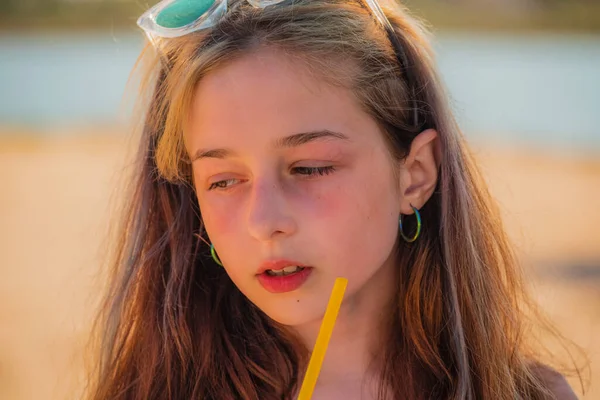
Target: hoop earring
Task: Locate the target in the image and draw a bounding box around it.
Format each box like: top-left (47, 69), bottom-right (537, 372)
top-left (399, 204), bottom-right (422, 243)
top-left (210, 244), bottom-right (224, 267)
top-left (193, 232), bottom-right (224, 267)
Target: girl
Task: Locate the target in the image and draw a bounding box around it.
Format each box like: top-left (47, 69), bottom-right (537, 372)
top-left (86, 0), bottom-right (582, 398)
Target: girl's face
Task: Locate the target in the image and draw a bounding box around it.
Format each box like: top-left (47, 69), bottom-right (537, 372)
top-left (186, 47), bottom-right (402, 326)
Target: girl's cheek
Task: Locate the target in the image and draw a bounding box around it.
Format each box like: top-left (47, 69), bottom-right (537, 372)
top-left (299, 189), bottom-right (340, 219)
top-left (294, 178), bottom-right (355, 220)
top-left (198, 196), bottom-right (242, 237)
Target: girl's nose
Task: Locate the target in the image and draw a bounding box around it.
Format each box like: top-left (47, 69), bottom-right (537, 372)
top-left (246, 178), bottom-right (297, 242)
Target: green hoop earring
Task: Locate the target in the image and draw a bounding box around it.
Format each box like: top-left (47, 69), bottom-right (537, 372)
top-left (210, 243), bottom-right (223, 267)
top-left (399, 204), bottom-right (422, 243)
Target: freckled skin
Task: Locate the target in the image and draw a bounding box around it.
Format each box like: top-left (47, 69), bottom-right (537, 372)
top-left (186, 47), bottom-right (401, 327)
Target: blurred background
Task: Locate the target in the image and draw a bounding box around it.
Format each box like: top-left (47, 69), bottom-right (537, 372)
top-left (0, 0), bottom-right (599, 399)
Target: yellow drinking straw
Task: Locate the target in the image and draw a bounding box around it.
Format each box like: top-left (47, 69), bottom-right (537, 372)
top-left (297, 277), bottom-right (348, 400)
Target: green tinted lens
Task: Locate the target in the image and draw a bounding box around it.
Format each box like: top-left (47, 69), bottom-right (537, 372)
top-left (156, 0), bottom-right (216, 28)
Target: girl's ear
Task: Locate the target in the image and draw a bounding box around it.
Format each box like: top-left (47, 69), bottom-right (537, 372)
top-left (397, 128), bottom-right (441, 214)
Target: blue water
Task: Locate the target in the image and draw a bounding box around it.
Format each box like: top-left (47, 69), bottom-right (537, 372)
top-left (437, 33), bottom-right (600, 150)
top-left (0, 32), bottom-right (599, 150)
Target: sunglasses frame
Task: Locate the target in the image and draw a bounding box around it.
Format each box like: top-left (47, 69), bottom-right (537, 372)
top-left (138, 0), bottom-right (282, 39)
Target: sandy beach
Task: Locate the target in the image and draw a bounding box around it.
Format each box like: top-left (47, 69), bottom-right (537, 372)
top-left (0, 130), bottom-right (598, 399)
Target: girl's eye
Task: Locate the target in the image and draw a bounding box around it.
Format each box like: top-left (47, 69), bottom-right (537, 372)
top-left (207, 166), bottom-right (334, 190)
top-left (292, 166), bottom-right (336, 177)
top-left (208, 178), bottom-right (238, 190)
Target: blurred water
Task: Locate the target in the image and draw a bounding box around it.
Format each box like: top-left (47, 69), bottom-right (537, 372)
top-left (437, 33), bottom-right (600, 150)
top-left (0, 32), bottom-right (598, 149)
top-left (0, 33), bottom-right (140, 129)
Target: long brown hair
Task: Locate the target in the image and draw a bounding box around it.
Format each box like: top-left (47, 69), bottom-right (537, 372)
top-left (85, 0), bottom-right (584, 398)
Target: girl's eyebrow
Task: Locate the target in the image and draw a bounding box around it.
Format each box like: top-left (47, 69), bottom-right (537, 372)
top-left (275, 129), bottom-right (350, 148)
top-left (192, 129), bottom-right (350, 162)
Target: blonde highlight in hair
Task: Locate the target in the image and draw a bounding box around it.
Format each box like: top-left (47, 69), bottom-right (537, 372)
top-left (85, 0), bottom-right (585, 398)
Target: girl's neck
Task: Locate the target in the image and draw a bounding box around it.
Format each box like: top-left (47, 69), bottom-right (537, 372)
top-left (292, 253), bottom-right (398, 396)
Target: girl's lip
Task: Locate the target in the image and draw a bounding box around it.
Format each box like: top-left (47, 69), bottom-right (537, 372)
top-left (257, 267), bottom-right (313, 293)
top-left (256, 259), bottom-right (309, 275)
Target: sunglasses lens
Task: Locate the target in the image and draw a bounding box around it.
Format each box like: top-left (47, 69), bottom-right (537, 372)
top-left (156, 0), bottom-right (217, 29)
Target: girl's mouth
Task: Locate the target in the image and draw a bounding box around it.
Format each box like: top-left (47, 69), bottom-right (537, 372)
top-left (264, 265), bottom-right (306, 276)
top-left (257, 266), bottom-right (313, 293)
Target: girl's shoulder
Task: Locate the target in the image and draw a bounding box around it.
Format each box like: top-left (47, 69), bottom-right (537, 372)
top-left (531, 363), bottom-right (578, 400)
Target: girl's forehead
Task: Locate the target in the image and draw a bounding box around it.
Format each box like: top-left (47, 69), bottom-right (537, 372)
top-left (193, 48), bottom-right (339, 116)
top-left (187, 48), bottom-right (373, 148)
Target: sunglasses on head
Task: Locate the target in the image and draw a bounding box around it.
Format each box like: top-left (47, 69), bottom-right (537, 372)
top-left (137, 0), bottom-right (423, 130)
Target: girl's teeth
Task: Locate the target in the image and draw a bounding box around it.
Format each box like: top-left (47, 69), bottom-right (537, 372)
top-left (265, 266), bottom-right (304, 276)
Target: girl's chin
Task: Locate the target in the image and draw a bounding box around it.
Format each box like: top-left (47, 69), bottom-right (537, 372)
top-left (257, 301), bottom-right (326, 327)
